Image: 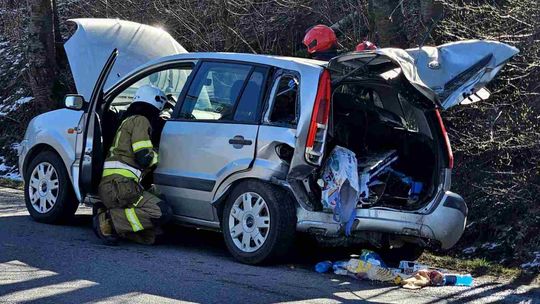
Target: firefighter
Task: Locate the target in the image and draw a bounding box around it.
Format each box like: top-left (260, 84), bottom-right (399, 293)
top-left (302, 24), bottom-right (338, 61)
top-left (93, 84), bottom-right (172, 245)
top-left (355, 40), bottom-right (377, 51)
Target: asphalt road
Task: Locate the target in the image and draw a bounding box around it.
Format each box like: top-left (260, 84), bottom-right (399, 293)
top-left (0, 187), bottom-right (537, 304)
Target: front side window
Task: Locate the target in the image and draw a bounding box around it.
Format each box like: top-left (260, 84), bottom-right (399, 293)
top-left (179, 62), bottom-right (254, 121)
top-left (111, 66), bottom-right (193, 111)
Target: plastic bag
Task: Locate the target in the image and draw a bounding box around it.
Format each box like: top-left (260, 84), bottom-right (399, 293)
top-left (360, 249), bottom-right (387, 268)
top-left (318, 146), bottom-right (359, 233)
top-left (346, 259), bottom-right (405, 284)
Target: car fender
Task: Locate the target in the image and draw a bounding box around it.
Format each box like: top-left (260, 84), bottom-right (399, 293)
top-left (211, 158), bottom-right (289, 206)
top-left (20, 109), bottom-right (82, 199)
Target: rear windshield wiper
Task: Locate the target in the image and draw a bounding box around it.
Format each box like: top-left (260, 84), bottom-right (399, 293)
top-left (332, 55), bottom-right (380, 87)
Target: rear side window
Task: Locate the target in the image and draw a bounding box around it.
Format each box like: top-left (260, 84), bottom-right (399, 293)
top-left (178, 62), bottom-right (266, 123)
top-left (269, 75), bottom-right (298, 126)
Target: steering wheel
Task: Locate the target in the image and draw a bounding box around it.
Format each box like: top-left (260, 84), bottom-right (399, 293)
top-left (164, 94), bottom-right (177, 110)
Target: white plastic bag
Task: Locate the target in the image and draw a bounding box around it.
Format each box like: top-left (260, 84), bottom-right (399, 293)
top-left (318, 146), bottom-right (360, 229)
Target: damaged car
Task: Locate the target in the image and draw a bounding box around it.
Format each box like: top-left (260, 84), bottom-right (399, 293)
top-left (18, 19), bottom-right (519, 264)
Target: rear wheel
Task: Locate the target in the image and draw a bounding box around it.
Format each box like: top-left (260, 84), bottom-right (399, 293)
top-left (24, 150), bottom-right (78, 223)
top-left (222, 180), bottom-right (296, 265)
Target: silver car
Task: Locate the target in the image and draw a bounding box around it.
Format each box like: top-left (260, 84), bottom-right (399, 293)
top-left (18, 19), bottom-right (518, 264)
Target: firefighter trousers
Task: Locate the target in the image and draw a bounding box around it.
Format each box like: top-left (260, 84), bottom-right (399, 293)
top-left (98, 175), bottom-right (172, 244)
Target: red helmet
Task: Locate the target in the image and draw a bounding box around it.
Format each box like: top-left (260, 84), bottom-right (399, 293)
top-left (303, 25), bottom-right (337, 54)
top-left (355, 41), bottom-right (377, 51)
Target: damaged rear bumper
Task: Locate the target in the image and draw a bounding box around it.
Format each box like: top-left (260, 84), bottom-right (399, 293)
top-left (296, 191), bottom-right (467, 250)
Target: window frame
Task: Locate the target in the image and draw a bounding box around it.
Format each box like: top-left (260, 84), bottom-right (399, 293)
top-left (262, 69), bottom-right (301, 129)
top-left (170, 59), bottom-right (271, 125)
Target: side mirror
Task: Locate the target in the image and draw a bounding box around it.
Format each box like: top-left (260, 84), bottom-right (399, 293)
top-left (64, 94), bottom-right (86, 110)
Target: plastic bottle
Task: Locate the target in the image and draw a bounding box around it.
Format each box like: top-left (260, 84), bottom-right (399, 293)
top-left (443, 274), bottom-right (474, 287)
top-left (332, 261), bottom-right (349, 275)
top-left (315, 261), bottom-right (333, 273)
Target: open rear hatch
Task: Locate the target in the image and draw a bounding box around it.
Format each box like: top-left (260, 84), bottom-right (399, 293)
top-left (328, 40), bottom-right (519, 110)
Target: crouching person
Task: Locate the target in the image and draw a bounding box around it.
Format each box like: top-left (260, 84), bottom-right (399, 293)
top-left (93, 84), bottom-right (172, 245)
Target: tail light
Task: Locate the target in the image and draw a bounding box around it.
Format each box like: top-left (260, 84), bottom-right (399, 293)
top-left (435, 109), bottom-right (454, 169)
top-left (305, 69), bottom-right (331, 165)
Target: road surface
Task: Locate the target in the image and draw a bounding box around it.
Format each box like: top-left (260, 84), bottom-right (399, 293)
top-left (0, 187), bottom-right (536, 303)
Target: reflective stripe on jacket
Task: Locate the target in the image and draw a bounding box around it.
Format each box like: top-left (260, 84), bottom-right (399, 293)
top-left (103, 115), bottom-right (159, 180)
top-left (103, 161), bottom-right (143, 181)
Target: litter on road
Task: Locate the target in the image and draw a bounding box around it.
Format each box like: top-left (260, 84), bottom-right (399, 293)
top-left (315, 250), bottom-right (474, 289)
top-left (317, 146), bottom-right (427, 234)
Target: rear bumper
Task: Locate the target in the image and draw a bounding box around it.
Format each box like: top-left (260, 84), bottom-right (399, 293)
top-left (296, 191), bottom-right (467, 249)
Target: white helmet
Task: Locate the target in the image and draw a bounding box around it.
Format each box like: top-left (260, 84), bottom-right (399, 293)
top-left (133, 84), bottom-right (167, 111)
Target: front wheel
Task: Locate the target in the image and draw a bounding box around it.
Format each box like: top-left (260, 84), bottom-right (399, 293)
top-left (24, 150), bottom-right (78, 223)
top-left (222, 180), bottom-right (297, 265)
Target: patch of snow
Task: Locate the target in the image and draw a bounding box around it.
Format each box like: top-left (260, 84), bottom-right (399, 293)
top-left (481, 242), bottom-right (501, 250)
top-left (2, 171), bottom-right (21, 181)
top-left (462, 247), bottom-right (477, 254)
top-left (521, 251), bottom-right (540, 269)
top-left (0, 96), bottom-right (33, 116)
top-left (0, 156), bottom-right (7, 171)
top-left (0, 156), bottom-right (21, 181)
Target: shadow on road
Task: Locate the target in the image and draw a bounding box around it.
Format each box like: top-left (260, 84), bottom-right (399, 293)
top-left (0, 212), bottom-right (396, 303)
top-left (0, 204), bottom-right (537, 303)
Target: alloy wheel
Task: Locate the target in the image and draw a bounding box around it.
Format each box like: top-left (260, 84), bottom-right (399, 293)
top-left (228, 192), bottom-right (270, 253)
top-left (28, 162), bottom-right (59, 214)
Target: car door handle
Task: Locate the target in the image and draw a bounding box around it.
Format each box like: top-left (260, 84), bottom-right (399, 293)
top-left (229, 135), bottom-right (252, 148)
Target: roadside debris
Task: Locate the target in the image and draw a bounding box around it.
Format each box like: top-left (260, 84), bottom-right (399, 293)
top-left (317, 146), bottom-right (360, 234)
top-left (318, 146), bottom-right (425, 233)
top-left (314, 250), bottom-right (474, 289)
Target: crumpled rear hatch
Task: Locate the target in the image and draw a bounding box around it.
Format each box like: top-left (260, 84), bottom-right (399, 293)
top-left (328, 40), bottom-right (519, 109)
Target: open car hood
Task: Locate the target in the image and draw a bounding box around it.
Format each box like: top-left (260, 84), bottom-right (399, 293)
top-left (64, 18), bottom-right (187, 100)
top-left (328, 40), bottom-right (519, 109)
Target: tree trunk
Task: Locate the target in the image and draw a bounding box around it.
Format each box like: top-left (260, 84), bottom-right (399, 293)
top-left (52, 0), bottom-right (66, 67)
top-left (25, 0), bottom-right (57, 110)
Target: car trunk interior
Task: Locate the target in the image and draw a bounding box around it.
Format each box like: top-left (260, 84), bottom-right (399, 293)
top-left (322, 70), bottom-right (441, 211)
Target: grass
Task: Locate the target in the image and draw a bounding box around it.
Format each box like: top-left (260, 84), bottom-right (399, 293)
top-left (419, 252), bottom-right (522, 279)
top-left (0, 177), bottom-right (23, 190)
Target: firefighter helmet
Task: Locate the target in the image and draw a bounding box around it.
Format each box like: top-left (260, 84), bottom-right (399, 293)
top-left (133, 84), bottom-right (167, 111)
top-left (355, 41), bottom-right (377, 52)
top-left (303, 25), bottom-right (337, 54)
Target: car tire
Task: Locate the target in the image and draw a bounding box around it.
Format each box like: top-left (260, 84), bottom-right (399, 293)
top-left (222, 180), bottom-right (297, 265)
top-left (24, 150), bottom-right (78, 224)
top-left (378, 243), bottom-right (425, 267)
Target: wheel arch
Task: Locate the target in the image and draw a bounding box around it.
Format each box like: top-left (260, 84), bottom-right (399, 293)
top-left (23, 144), bottom-right (79, 202)
top-left (212, 177), bottom-right (295, 224)
top-left (23, 144), bottom-right (58, 176)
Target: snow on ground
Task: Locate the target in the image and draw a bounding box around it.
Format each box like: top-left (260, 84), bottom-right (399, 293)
top-left (521, 251), bottom-right (540, 270)
top-left (462, 246), bottom-right (477, 254)
top-left (481, 242), bottom-right (501, 250)
top-left (0, 96), bottom-right (33, 116)
top-left (0, 155), bottom-right (21, 181)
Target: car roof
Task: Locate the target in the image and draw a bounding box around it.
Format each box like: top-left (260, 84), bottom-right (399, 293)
top-left (157, 52), bottom-right (327, 67)
top-left (107, 52), bottom-right (327, 94)
top-left (142, 52), bottom-right (326, 72)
